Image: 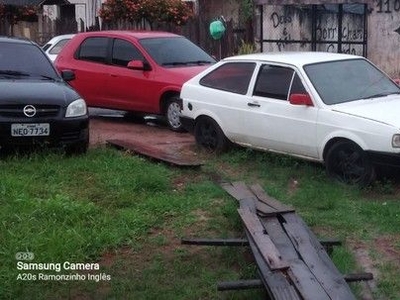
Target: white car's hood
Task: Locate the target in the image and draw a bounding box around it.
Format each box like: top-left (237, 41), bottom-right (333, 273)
top-left (331, 94), bottom-right (400, 128)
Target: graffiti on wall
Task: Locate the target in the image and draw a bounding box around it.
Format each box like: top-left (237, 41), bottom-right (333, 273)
top-left (263, 5), bottom-right (365, 55)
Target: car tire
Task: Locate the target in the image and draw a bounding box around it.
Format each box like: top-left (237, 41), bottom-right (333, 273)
top-left (325, 140), bottom-right (375, 186)
top-left (166, 98), bottom-right (184, 132)
top-left (194, 116), bottom-right (229, 153)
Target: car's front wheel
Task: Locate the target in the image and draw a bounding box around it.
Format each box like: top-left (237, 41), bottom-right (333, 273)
top-left (165, 98), bottom-right (184, 132)
top-left (194, 116), bottom-right (229, 153)
top-left (325, 140), bottom-right (375, 186)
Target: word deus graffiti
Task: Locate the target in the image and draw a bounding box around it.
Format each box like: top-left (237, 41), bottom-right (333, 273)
top-left (270, 12), bottom-right (293, 51)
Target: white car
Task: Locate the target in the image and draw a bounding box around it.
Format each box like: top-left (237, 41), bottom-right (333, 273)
top-left (180, 52), bottom-right (400, 185)
top-left (42, 34), bottom-right (75, 62)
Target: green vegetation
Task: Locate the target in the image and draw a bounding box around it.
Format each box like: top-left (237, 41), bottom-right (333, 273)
top-left (1, 147), bottom-right (400, 299)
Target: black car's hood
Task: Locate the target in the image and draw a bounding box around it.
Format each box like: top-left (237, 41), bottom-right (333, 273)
top-left (0, 79), bottom-right (81, 106)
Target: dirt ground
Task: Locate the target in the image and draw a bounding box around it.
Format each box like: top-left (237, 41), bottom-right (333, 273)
top-left (88, 108), bottom-right (198, 159)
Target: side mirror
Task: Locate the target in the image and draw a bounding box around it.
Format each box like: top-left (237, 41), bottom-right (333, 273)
top-left (127, 60), bottom-right (152, 71)
top-left (289, 93), bottom-right (313, 106)
top-left (61, 70), bottom-right (75, 82)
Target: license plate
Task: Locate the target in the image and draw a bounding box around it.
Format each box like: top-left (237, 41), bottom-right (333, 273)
top-left (11, 123), bottom-right (50, 137)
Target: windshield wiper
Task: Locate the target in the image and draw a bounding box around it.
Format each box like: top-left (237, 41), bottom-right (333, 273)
top-left (37, 74), bottom-right (57, 81)
top-left (184, 60), bottom-right (214, 65)
top-left (162, 62), bottom-right (188, 66)
top-left (0, 70), bottom-right (30, 77)
top-left (363, 92), bottom-right (400, 99)
top-left (162, 60), bottom-right (214, 66)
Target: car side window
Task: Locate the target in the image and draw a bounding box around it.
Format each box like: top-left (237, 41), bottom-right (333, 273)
top-left (111, 39), bottom-right (143, 67)
top-left (48, 39), bottom-right (70, 55)
top-left (199, 62), bottom-right (255, 95)
top-left (289, 73), bottom-right (307, 94)
top-left (77, 37), bottom-right (108, 63)
top-left (253, 65), bottom-right (294, 100)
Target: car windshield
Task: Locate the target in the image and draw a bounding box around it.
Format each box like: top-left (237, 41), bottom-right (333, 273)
top-left (0, 42), bottom-right (59, 80)
top-left (139, 37), bottom-right (216, 67)
top-left (304, 58), bottom-right (400, 105)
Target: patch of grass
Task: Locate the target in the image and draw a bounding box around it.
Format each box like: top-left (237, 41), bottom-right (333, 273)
top-left (1, 147), bottom-right (400, 299)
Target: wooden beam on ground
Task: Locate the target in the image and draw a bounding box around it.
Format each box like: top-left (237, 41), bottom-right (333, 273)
top-left (282, 213), bottom-right (356, 300)
top-left (106, 139), bottom-right (203, 167)
top-left (217, 272), bottom-right (373, 292)
top-left (217, 279), bottom-right (263, 291)
top-left (238, 207), bottom-right (288, 270)
top-left (249, 183), bottom-right (295, 213)
top-left (181, 238), bottom-right (248, 246)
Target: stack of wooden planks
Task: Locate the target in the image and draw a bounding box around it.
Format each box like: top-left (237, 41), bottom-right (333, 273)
top-left (220, 181), bottom-right (359, 300)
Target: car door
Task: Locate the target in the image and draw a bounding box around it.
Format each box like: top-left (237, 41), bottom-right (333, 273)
top-left (68, 36), bottom-right (110, 107)
top-left (104, 38), bottom-right (156, 112)
top-left (197, 61), bottom-right (257, 142)
top-left (244, 64), bottom-right (319, 158)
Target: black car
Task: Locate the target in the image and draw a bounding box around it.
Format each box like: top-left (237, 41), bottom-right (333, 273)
top-left (0, 36), bottom-right (89, 154)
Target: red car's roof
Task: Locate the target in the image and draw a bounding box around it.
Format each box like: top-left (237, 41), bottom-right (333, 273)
top-left (74, 30), bottom-right (180, 40)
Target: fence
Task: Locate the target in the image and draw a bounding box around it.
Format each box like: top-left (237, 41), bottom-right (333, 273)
top-left (0, 14), bottom-right (252, 58)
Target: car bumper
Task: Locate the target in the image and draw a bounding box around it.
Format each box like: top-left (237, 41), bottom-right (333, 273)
top-left (368, 150), bottom-right (400, 168)
top-left (180, 115), bottom-right (195, 133)
top-left (0, 117), bottom-right (89, 149)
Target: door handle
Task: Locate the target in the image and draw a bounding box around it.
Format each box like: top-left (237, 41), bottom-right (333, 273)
top-left (247, 102), bottom-right (260, 107)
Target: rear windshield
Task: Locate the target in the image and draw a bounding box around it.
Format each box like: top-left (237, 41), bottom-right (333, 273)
top-left (139, 37), bottom-right (215, 67)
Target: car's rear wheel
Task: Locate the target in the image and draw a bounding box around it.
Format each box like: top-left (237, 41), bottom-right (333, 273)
top-left (325, 140), bottom-right (375, 186)
top-left (166, 98), bottom-right (184, 132)
top-left (194, 116), bottom-right (229, 153)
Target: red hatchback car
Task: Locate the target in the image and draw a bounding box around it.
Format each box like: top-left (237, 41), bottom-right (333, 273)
top-left (55, 30), bottom-right (215, 131)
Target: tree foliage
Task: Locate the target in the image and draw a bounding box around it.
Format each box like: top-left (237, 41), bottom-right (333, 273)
top-left (99, 0), bottom-right (194, 26)
top-left (0, 5), bottom-right (38, 23)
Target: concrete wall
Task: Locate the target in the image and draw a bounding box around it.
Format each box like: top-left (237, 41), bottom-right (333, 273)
top-left (256, 1), bottom-right (400, 78)
top-left (368, 0), bottom-right (400, 77)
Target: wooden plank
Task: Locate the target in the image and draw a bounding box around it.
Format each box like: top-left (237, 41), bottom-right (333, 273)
top-left (221, 181), bottom-right (256, 201)
top-left (244, 228), bottom-right (301, 300)
top-left (250, 184), bottom-right (295, 213)
top-left (221, 182), bottom-right (279, 215)
top-left (181, 238), bottom-right (248, 246)
top-left (238, 208), bottom-right (288, 270)
top-left (217, 279), bottom-right (263, 291)
top-left (262, 217), bottom-right (331, 300)
top-left (106, 139), bottom-right (203, 167)
top-left (282, 213), bottom-right (356, 300)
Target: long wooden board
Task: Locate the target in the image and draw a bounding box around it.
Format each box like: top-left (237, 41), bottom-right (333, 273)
top-left (238, 208), bottom-right (288, 271)
top-left (106, 139), bottom-right (203, 167)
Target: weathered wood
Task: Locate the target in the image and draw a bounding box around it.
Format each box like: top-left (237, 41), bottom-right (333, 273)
top-left (282, 213), bottom-right (356, 300)
top-left (221, 181), bottom-right (257, 202)
top-left (244, 227), bottom-right (302, 300)
top-left (106, 139), bottom-right (203, 167)
top-left (262, 216), bottom-right (331, 300)
top-left (238, 208), bottom-right (289, 270)
top-left (217, 279), bottom-right (263, 291)
top-left (181, 238), bottom-right (248, 246)
top-left (344, 272), bottom-right (374, 282)
top-left (216, 272), bottom-right (373, 291)
top-left (249, 183), bottom-right (295, 213)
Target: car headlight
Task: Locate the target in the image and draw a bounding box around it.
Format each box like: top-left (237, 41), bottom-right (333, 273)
top-left (392, 134), bottom-right (400, 148)
top-left (66, 99), bottom-right (87, 117)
